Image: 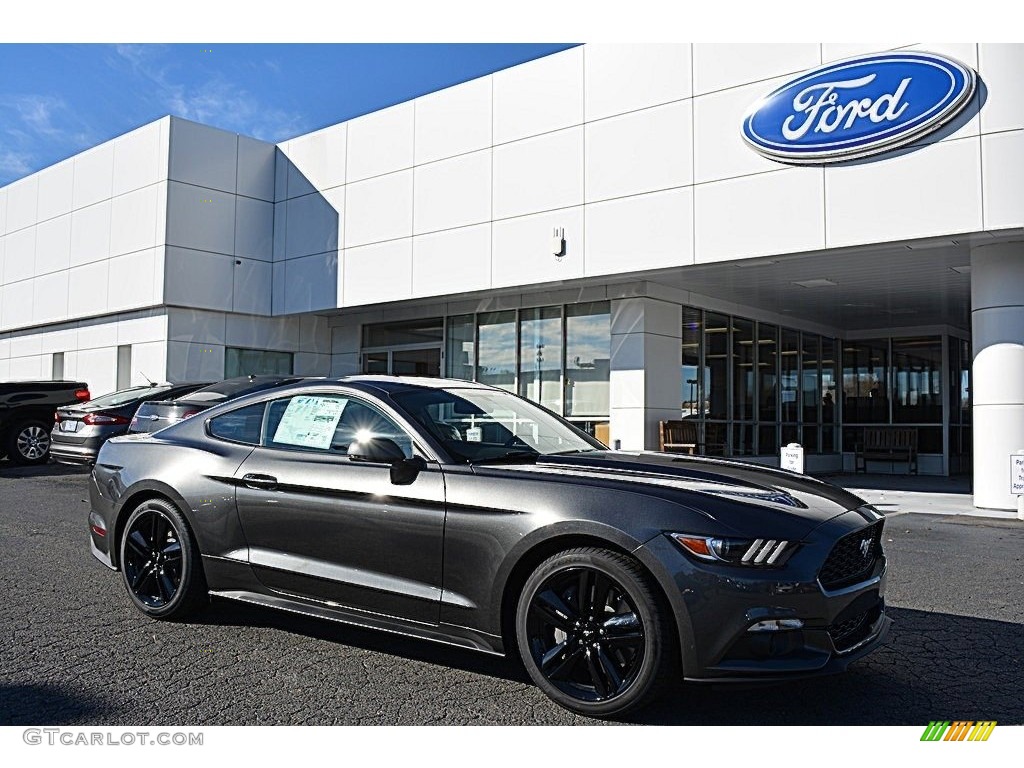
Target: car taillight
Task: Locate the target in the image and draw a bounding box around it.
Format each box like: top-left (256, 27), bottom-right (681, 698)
top-left (82, 413), bottom-right (131, 426)
top-left (54, 411), bottom-right (62, 423)
top-left (74, 388), bottom-right (91, 401)
top-left (180, 410), bottom-right (201, 419)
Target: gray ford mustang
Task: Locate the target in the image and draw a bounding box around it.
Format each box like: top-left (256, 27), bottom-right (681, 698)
top-left (88, 375), bottom-right (889, 717)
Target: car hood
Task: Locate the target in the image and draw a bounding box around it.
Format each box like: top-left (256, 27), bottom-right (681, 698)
top-left (474, 450), bottom-right (870, 539)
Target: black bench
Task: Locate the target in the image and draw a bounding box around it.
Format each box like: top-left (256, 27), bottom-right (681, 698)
top-left (855, 427), bottom-right (919, 474)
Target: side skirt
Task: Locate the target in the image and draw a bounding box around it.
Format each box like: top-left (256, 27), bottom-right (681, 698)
top-left (209, 589), bottom-right (505, 657)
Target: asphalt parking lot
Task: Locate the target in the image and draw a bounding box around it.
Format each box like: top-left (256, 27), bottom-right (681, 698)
top-left (1, 461), bottom-right (1022, 726)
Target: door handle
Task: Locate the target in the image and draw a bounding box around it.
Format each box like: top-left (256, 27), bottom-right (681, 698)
top-left (242, 473), bottom-right (279, 490)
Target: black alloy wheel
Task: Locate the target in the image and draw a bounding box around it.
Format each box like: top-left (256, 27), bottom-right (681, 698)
top-left (7, 420), bottom-right (52, 465)
top-left (516, 547), bottom-right (674, 717)
top-left (119, 498), bottom-right (206, 619)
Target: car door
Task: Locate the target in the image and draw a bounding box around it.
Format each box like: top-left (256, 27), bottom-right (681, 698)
top-left (232, 390), bottom-right (446, 625)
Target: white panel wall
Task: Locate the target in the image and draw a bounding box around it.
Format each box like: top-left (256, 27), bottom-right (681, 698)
top-left (493, 46), bottom-right (583, 145)
top-left (493, 128), bottom-right (583, 219)
top-left (692, 44), bottom-right (821, 94)
top-left (0, 117), bottom-right (170, 334)
top-left (415, 77), bottom-right (492, 164)
top-left (824, 138), bottom-right (983, 247)
top-left (413, 150), bottom-right (491, 235)
top-left (346, 102), bottom-right (414, 183)
top-left (584, 44), bottom-right (692, 122)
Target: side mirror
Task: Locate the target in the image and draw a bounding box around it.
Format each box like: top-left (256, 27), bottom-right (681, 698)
top-left (390, 456), bottom-right (427, 485)
top-left (347, 437), bottom-right (406, 463)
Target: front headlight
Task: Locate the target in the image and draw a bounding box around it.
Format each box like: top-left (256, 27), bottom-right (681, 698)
top-left (669, 533), bottom-right (795, 566)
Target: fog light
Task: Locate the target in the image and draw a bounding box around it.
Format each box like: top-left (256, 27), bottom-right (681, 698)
top-left (748, 618), bottom-right (804, 633)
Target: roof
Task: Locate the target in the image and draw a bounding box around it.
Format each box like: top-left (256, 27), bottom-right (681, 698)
top-left (336, 375), bottom-right (494, 393)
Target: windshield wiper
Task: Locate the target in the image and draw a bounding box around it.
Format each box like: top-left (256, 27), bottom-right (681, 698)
top-left (469, 451), bottom-right (540, 466)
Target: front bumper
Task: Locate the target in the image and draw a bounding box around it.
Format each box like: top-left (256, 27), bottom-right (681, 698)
top-left (641, 509), bottom-right (891, 681)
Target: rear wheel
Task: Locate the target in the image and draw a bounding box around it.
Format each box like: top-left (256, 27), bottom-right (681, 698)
top-left (119, 498), bottom-right (207, 619)
top-left (6, 420), bottom-right (52, 465)
top-left (515, 547), bottom-right (675, 718)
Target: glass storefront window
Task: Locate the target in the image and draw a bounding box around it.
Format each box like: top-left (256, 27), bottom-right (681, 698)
top-left (363, 317), bottom-right (442, 348)
top-left (477, 311), bottom-right (517, 393)
top-left (224, 348), bottom-right (293, 378)
top-left (732, 318), bottom-right (754, 422)
top-left (445, 315), bottom-right (475, 381)
top-left (704, 313), bottom-right (729, 421)
top-left (518, 306), bottom-right (563, 412)
top-left (842, 339), bottom-right (888, 423)
top-left (821, 337), bottom-right (838, 426)
top-left (780, 329), bottom-right (800, 423)
top-left (892, 337), bottom-right (942, 424)
top-left (565, 302), bottom-right (610, 417)
top-left (682, 307), bottom-right (704, 418)
top-left (758, 323), bottom-right (778, 424)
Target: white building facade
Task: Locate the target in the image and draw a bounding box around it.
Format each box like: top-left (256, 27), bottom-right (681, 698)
top-left (1, 44), bottom-right (1022, 510)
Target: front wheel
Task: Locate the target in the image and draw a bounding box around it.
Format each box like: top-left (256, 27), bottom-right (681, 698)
top-left (515, 547), bottom-right (675, 718)
top-left (119, 498), bottom-right (207, 619)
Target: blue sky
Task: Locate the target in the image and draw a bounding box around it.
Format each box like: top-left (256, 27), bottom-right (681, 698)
top-left (0, 43), bottom-right (576, 186)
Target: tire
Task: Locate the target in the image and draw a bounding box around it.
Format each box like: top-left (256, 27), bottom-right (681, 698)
top-left (515, 547), bottom-right (676, 718)
top-left (119, 498), bottom-right (207, 620)
top-left (5, 420), bottom-right (53, 465)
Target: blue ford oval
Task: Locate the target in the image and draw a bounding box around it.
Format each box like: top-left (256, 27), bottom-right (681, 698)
top-left (742, 52), bottom-right (976, 164)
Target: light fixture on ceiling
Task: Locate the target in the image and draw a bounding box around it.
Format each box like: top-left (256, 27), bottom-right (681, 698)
top-left (734, 259), bottom-right (779, 269)
top-left (793, 278), bottom-right (837, 288)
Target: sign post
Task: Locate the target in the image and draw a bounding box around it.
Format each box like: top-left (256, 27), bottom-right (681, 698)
top-left (1011, 451), bottom-right (1024, 521)
top-left (781, 443), bottom-right (805, 474)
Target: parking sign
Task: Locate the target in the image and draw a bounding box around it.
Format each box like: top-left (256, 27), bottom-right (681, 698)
top-left (1011, 454), bottom-right (1024, 495)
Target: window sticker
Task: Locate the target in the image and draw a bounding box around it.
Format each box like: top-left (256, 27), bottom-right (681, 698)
top-left (465, 426), bottom-right (482, 442)
top-left (272, 396), bottom-right (346, 449)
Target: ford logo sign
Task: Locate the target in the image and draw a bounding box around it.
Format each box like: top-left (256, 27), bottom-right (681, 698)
top-left (742, 52), bottom-right (976, 164)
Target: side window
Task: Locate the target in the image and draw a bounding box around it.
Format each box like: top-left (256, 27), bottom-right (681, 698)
top-left (208, 402), bottom-right (267, 445)
top-left (263, 394), bottom-right (414, 459)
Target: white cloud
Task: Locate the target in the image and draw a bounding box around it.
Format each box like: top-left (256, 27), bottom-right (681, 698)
top-left (0, 148), bottom-right (34, 177)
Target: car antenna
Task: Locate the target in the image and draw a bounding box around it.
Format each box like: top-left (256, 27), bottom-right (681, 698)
top-left (137, 370), bottom-right (157, 387)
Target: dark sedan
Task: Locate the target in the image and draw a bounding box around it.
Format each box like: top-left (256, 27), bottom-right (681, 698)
top-left (127, 374), bottom-right (306, 434)
top-left (88, 376), bottom-right (889, 717)
top-left (51, 382), bottom-right (209, 466)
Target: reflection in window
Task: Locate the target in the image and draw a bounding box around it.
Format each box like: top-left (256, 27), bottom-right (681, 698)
top-left (758, 323), bottom-right (778, 423)
top-left (842, 340), bottom-right (889, 423)
top-left (892, 337), bottom-right (942, 424)
top-left (780, 330), bottom-right (800, 423)
top-left (445, 315), bottom-right (475, 381)
top-left (704, 313), bottom-right (729, 421)
top-left (519, 306), bottom-right (562, 412)
top-left (225, 348), bottom-right (294, 379)
top-left (477, 311), bottom-right (517, 393)
top-left (681, 307), bottom-right (703, 418)
top-left (566, 303), bottom-right (610, 417)
top-left (732, 318), bottom-right (754, 422)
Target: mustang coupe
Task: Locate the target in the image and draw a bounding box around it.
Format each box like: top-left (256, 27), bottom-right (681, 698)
top-left (88, 376), bottom-right (889, 717)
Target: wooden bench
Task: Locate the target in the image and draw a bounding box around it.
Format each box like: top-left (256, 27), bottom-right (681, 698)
top-left (660, 419), bottom-right (712, 455)
top-left (855, 427), bottom-right (919, 474)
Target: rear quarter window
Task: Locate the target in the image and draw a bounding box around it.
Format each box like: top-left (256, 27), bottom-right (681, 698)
top-left (208, 402), bottom-right (267, 445)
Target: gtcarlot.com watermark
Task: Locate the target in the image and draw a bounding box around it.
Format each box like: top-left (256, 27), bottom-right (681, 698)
top-left (23, 728), bottom-right (203, 747)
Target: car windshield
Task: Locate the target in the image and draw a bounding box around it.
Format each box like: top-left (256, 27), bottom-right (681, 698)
top-left (82, 385), bottom-right (170, 409)
top-left (391, 387), bottom-right (602, 464)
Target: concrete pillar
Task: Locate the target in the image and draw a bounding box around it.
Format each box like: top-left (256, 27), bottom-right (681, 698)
top-left (609, 298), bottom-right (682, 451)
top-left (971, 242), bottom-right (1024, 510)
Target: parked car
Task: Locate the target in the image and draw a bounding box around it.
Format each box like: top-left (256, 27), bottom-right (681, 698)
top-left (50, 382), bottom-right (210, 466)
top-left (89, 376), bottom-right (889, 718)
top-left (0, 380), bottom-right (91, 465)
top-left (128, 375), bottom-right (306, 434)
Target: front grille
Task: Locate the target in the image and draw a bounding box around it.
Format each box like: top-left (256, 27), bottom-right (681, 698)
top-left (828, 604), bottom-right (881, 652)
top-left (818, 520), bottom-right (883, 591)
